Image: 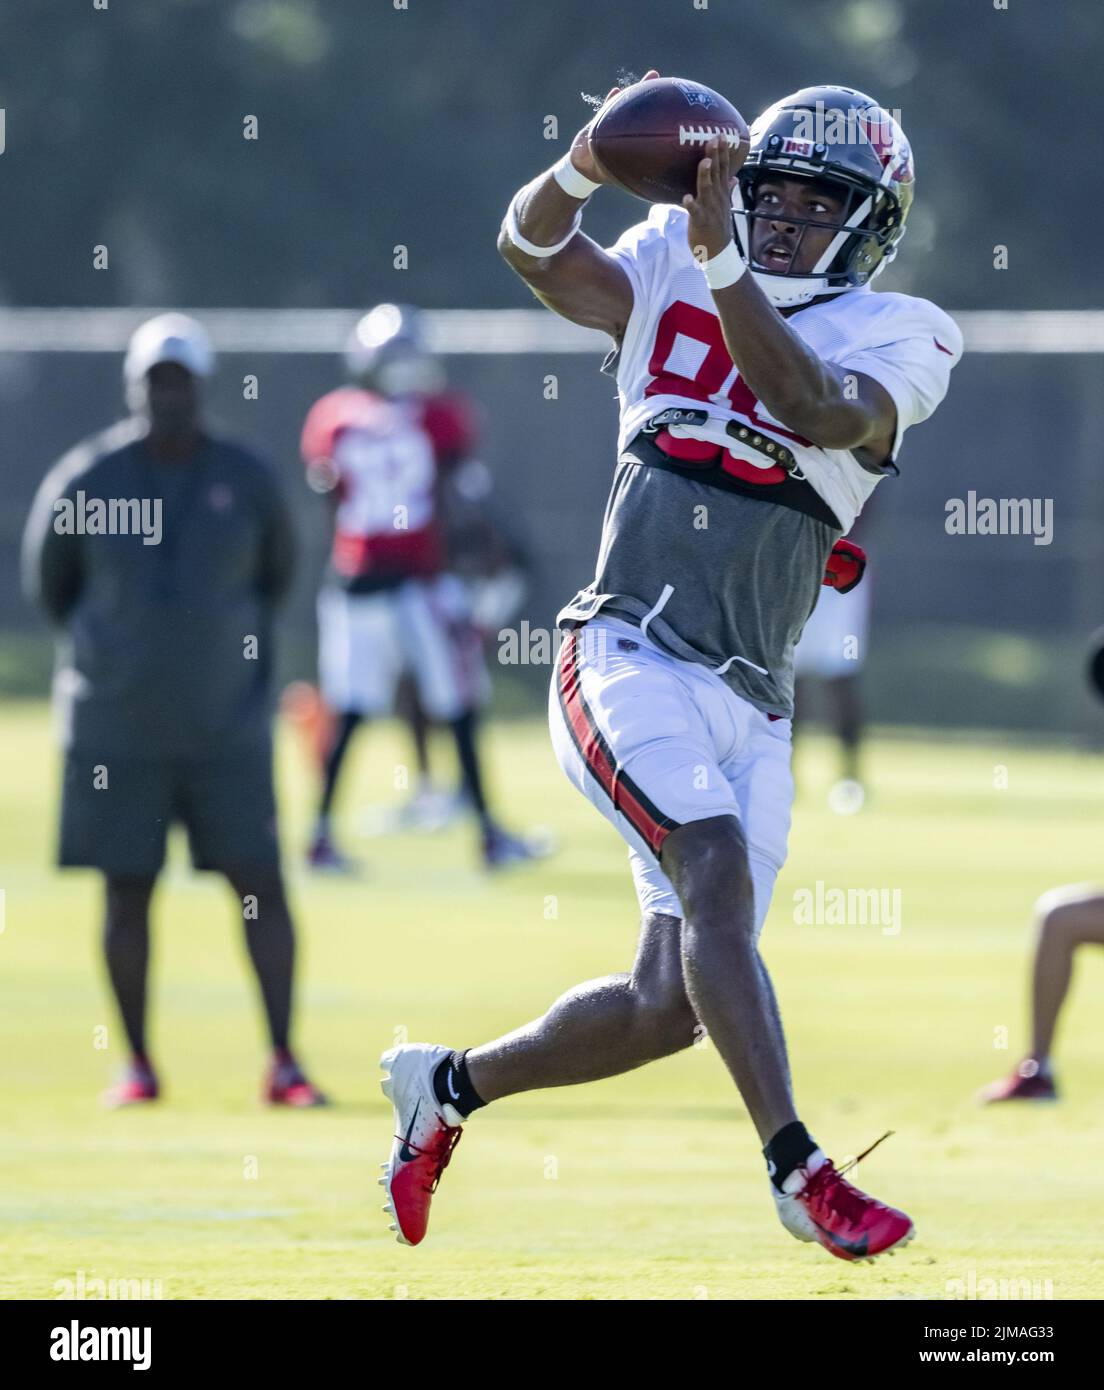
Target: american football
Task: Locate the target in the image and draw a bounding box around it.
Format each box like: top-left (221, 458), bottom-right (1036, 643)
top-left (588, 75), bottom-right (750, 202)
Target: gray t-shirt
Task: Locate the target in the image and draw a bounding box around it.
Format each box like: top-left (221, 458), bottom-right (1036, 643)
top-left (556, 434), bottom-right (839, 718)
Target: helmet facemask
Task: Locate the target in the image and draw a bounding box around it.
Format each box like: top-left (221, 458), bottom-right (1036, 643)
top-left (732, 169), bottom-right (902, 308)
top-left (730, 88), bottom-right (914, 308)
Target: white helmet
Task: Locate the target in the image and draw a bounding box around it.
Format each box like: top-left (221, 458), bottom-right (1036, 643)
top-left (345, 303), bottom-right (444, 396)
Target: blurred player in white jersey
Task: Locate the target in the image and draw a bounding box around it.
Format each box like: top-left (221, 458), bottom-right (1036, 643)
top-left (793, 504), bottom-right (875, 812)
top-left (302, 305), bottom-right (538, 870)
top-left (379, 76), bottom-right (962, 1262)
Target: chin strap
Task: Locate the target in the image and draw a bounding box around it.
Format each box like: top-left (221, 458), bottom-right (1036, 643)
top-left (749, 268), bottom-right (833, 308)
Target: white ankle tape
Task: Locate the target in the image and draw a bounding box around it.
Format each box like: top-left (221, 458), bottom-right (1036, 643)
top-left (552, 152), bottom-right (602, 199)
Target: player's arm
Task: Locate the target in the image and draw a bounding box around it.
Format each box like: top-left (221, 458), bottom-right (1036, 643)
top-left (496, 76), bottom-right (660, 342)
top-left (21, 459), bottom-right (85, 624)
top-left (300, 398), bottom-right (344, 503)
top-left (256, 465), bottom-right (297, 603)
top-left (685, 136), bottom-right (897, 466)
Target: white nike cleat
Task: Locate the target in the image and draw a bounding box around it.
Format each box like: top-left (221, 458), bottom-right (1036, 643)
top-left (378, 1043), bottom-right (465, 1246)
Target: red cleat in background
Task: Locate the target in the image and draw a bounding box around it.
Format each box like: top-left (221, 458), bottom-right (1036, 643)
top-left (103, 1058), bottom-right (159, 1109)
top-left (978, 1057), bottom-right (1057, 1104)
top-left (264, 1052), bottom-right (330, 1108)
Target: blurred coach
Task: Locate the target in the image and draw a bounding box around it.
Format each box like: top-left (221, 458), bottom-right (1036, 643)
top-left (22, 313), bottom-right (327, 1108)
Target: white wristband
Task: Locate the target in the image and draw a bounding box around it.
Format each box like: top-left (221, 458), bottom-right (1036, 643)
top-left (552, 152), bottom-right (602, 200)
top-left (698, 240), bottom-right (747, 290)
top-left (504, 191), bottom-right (581, 258)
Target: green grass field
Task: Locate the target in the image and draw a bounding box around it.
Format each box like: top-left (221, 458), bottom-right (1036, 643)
top-left (2, 701), bottom-right (1102, 1300)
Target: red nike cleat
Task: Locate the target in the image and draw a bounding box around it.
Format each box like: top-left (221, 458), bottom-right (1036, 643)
top-left (979, 1057), bottom-right (1058, 1103)
top-left (264, 1054), bottom-right (330, 1108)
top-left (103, 1058), bottom-right (159, 1109)
top-left (774, 1138), bottom-right (913, 1262)
top-left (379, 1043), bottom-right (464, 1246)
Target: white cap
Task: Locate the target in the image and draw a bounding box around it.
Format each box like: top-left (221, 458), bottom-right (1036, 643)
top-left (123, 313), bottom-right (215, 384)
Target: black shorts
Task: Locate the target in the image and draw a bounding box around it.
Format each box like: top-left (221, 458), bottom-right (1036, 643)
top-left (59, 745), bottom-right (281, 879)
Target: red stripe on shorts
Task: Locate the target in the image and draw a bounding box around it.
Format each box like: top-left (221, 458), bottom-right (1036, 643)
top-left (557, 631), bottom-right (679, 855)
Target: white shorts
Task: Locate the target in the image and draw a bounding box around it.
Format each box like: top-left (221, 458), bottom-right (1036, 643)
top-left (317, 574), bottom-right (486, 721)
top-left (793, 582), bottom-right (871, 680)
top-left (548, 617), bottom-right (794, 934)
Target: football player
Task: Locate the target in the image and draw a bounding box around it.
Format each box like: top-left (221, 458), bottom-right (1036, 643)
top-left (378, 77), bottom-right (961, 1261)
top-left (303, 305), bottom-right (537, 869)
top-left (981, 643), bottom-right (1104, 1102)
top-left (979, 887), bottom-right (1104, 1103)
top-left (792, 502), bottom-right (876, 813)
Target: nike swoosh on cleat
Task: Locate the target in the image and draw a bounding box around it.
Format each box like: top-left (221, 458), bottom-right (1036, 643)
top-left (933, 337), bottom-right (954, 355)
top-left (398, 1101), bottom-right (421, 1163)
top-left (447, 1073), bottom-right (461, 1102)
top-left (811, 1220), bottom-right (869, 1257)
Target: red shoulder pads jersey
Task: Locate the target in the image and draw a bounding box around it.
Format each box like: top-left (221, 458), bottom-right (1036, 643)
top-left (416, 390), bottom-right (481, 470)
top-left (300, 387), bottom-right (444, 584)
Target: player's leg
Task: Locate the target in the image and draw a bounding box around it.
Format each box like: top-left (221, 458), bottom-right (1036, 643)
top-left (378, 623), bottom-right (726, 1244)
top-left (395, 671), bottom-right (432, 784)
top-left (102, 873), bottom-right (161, 1103)
top-left (1031, 886), bottom-right (1104, 1059)
top-left (981, 885), bottom-right (1104, 1102)
top-left (182, 748), bottom-right (327, 1105)
top-left (662, 696), bottom-right (912, 1260)
top-left (824, 672), bottom-right (863, 783)
top-left (314, 710), bottom-right (362, 829)
top-left (221, 867), bottom-right (294, 1048)
top-left (660, 817), bottom-right (794, 1140)
top-left (310, 586), bottom-right (397, 867)
top-left (222, 866), bottom-right (327, 1106)
top-left (58, 751), bottom-right (171, 1105)
top-left (398, 576), bottom-right (537, 865)
top-left (465, 908), bottom-right (696, 1101)
top-left (398, 576), bottom-right (486, 815)
top-left (793, 587), bottom-right (868, 810)
top-left (378, 906), bottom-right (696, 1246)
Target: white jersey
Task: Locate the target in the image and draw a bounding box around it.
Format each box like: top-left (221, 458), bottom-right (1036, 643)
top-left (605, 203), bottom-right (963, 531)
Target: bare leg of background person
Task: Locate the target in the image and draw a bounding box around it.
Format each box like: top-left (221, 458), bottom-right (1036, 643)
top-left (396, 674), bottom-right (432, 787)
top-left (825, 673), bottom-right (863, 783)
top-left (224, 868), bottom-right (295, 1053)
top-left (103, 874), bottom-right (158, 1060)
top-left (465, 910), bottom-right (697, 1097)
top-left (1028, 890), bottom-right (1104, 1068)
top-left (450, 708), bottom-right (491, 827)
top-left (312, 709), bottom-right (362, 845)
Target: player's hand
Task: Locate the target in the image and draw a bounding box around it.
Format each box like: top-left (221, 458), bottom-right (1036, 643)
top-left (569, 69), bottom-right (661, 185)
top-left (823, 538), bottom-right (867, 592)
top-left (683, 134), bottom-right (739, 264)
top-left (306, 457), bottom-right (340, 495)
